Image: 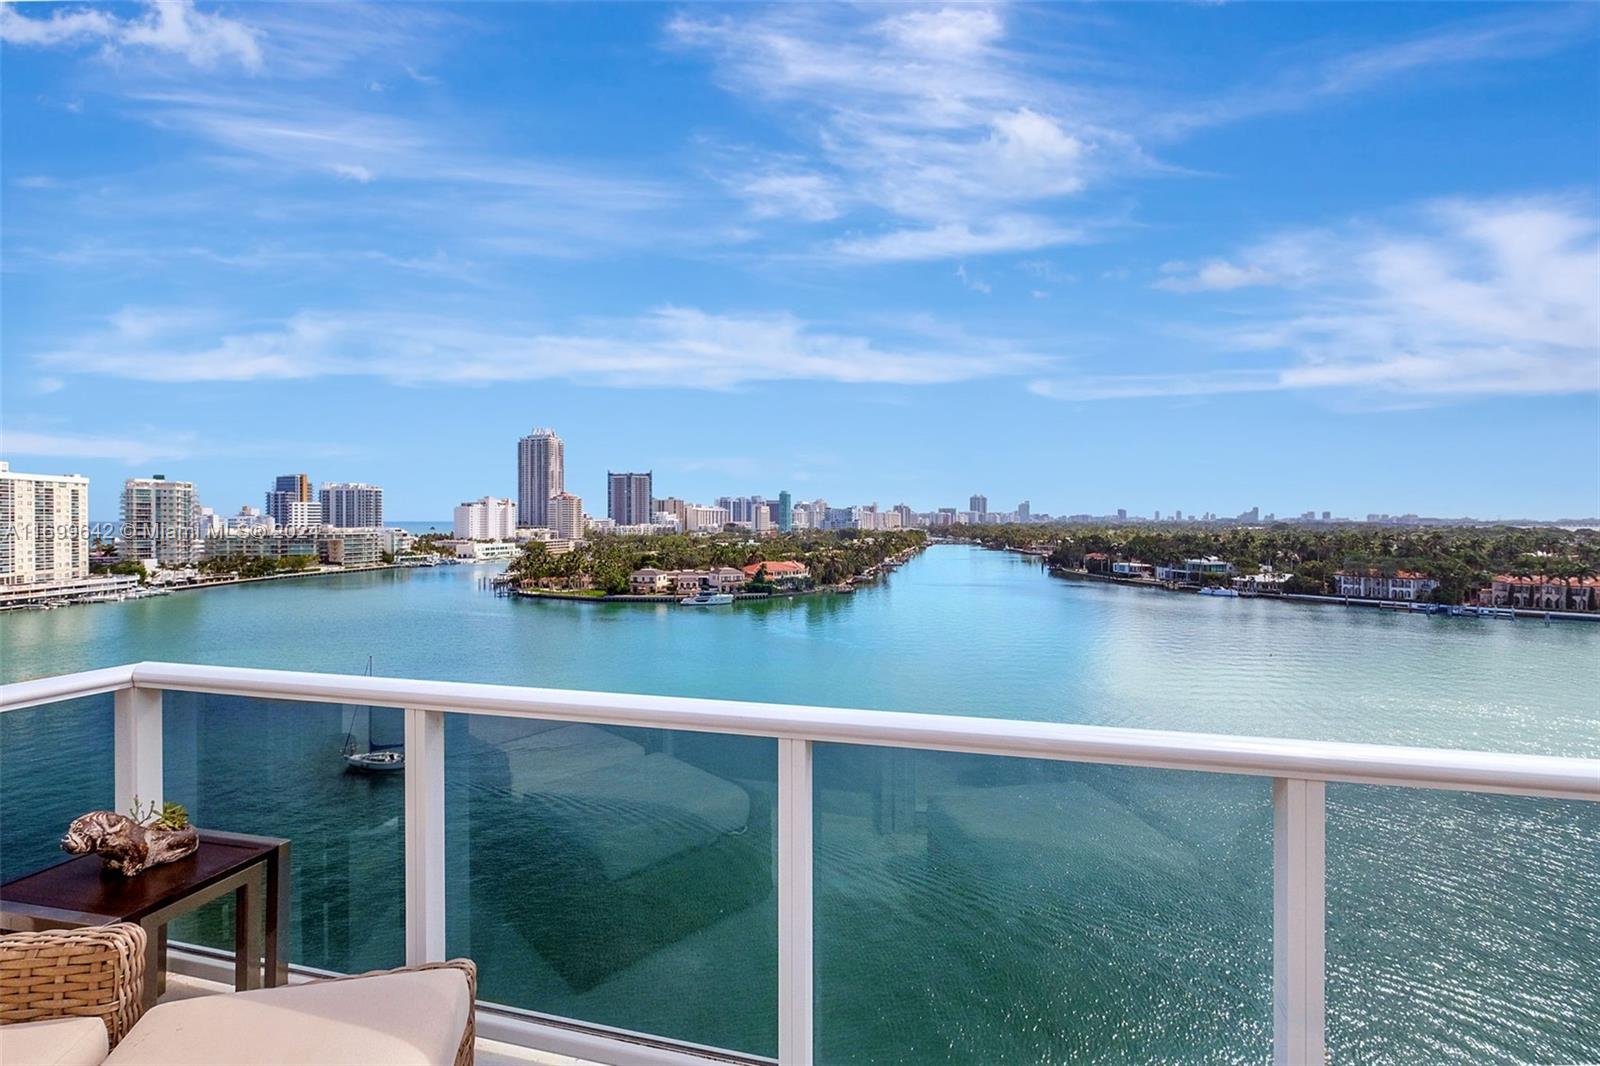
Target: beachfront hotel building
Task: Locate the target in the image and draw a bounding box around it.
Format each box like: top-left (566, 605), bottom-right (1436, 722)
top-left (319, 482), bottom-right (383, 529)
top-left (517, 427), bottom-right (564, 528)
top-left (453, 496), bottom-right (517, 540)
top-left (0, 461), bottom-right (89, 587)
top-left (120, 474), bottom-right (201, 567)
top-left (549, 491), bottom-right (584, 540)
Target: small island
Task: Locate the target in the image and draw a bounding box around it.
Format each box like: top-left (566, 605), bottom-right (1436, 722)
top-left (494, 529), bottom-right (927, 602)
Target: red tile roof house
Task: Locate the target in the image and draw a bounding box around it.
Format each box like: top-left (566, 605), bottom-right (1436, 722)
top-left (1480, 574), bottom-right (1600, 611)
top-left (741, 560), bottom-right (811, 586)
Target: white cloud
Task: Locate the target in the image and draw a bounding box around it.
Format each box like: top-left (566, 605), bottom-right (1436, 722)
top-left (669, 5), bottom-right (1127, 259)
top-left (1039, 196), bottom-right (1600, 403)
top-left (738, 173), bottom-right (840, 222)
top-left (832, 216), bottom-right (1087, 262)
top-left (0, 1), bottom-right (262, 71)
top-left (1155, 5), bottom-right (1599, 136)
top-left (0, 429), bottom-right (191, 465)
top-left (33, 306), bottom-right (1044, 390)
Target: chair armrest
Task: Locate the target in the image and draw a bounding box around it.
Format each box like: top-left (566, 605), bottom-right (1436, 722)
top-left (317, 959), bottom-right (477, 1066)
top-left (0, 924), bottom-right (147, 1047)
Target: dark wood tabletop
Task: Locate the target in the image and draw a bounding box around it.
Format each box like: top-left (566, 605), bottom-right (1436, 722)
top-left (1, 832), bottom-right (284, 925)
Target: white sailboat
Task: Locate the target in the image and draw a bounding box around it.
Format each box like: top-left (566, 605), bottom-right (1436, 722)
top-left (341, 658), bottom-right (405, 773)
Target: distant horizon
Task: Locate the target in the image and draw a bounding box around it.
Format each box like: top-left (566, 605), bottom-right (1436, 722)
top-left (3, 2), bottom-right (1596, 519)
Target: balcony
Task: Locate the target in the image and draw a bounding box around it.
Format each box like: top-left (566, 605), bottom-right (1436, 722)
top-left (2, 663), bottom-right (1597, 1065)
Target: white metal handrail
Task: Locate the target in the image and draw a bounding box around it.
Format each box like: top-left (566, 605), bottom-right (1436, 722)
top-left (2, 661), bottom-right (1597, 1066)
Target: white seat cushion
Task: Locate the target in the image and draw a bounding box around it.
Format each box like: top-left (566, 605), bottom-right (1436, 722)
top-left (103, 969), bottom-right (468, 1066)
top-left (0, 1017), bottom-right (110, 1066)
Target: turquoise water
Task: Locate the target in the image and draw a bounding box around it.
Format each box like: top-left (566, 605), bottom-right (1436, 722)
top-left (1, 546), bottom-right (1596, 1062)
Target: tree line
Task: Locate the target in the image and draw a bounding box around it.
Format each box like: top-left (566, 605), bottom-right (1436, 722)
top-left (507, 529), bottom-right (928, 595)
top-left (934, 523), bottom-right (1600, 603)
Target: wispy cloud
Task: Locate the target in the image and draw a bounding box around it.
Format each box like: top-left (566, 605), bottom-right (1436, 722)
top-left (0, 429), bottom-right (193, 465)
top-left (1, 1), bottom-right (262, 71)
top-left (1034, 196), bottom-right (1600, 402)
top-left (1155, 4), bottom-right (1600, 136)
top-left (33, 306), bottom-right (1045, 390)
top-left (669, 5), bottom-right (1133, 260)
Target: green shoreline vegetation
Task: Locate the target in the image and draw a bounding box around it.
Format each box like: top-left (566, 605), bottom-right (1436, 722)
top-left (937, 523), bottom-right (1600, 604)
top-left (506, 529), bottom-right (927, 595)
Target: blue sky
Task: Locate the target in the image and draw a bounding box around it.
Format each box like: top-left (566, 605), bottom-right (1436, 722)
top-left (2, 2), bottom-right (1597, 520)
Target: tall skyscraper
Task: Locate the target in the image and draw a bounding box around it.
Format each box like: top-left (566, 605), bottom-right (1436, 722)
top-left (607, 472), bottom-right (653, 526)
top-left (777, 490), bottom-right (793, 532)
top-left (320, 482), bottom-right (384, 528)
top-left (121, 475), bottom-right (200, 567)
top-left (517, 428), bottom-right (564, 528)
top-left (0, 461), bottom-right (89, 587)
top-left (969, 493), bottom-right (988, 514)
top-left (1017, 500), bottom-right (1030, 520)
top-left (265, 473), bottom-right (311, 528)
top-left (548, 491), bottom-right (583, 540)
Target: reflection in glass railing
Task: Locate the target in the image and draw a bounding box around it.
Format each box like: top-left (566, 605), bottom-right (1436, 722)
top-left (162, 692), bottom-right (405, 973)
top-left (0, 695), bottom-right (114, 882)
top-left (1328, 785), bottom-right (1600, 1064)
top-left (813, 746), bottom-right (1274, 1065)
top-left (445, 715), bottom-right (777, 1056)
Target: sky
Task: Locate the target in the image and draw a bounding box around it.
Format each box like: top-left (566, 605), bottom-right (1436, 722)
top-left (2, 1), bottom-right (1597, 521)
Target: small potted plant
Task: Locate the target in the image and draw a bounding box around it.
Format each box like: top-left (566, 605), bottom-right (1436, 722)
top-left (61, 798), bottom-right (200, 876)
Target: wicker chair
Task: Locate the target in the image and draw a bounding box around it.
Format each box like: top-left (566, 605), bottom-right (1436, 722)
top-left (0, 925), bottom-right (146, 1046)
top-left (1, 924), bottom-right (477, 1066)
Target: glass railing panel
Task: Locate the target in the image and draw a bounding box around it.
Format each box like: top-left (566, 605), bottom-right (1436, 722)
top-left (0, 695), bottom-right (115, 882)
top-left (162, 691), bottom-right (406, 973)
top-left (1327, 785), bottom-right (1600, 1064)
top-left (445, 714), bottom-right (777, 1056)
top-left (813, 745), bottom-right (1273, 1064)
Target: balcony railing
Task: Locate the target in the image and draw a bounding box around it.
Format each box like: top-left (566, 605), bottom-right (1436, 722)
top-left (3, 662), bottom-right (1597, 1065)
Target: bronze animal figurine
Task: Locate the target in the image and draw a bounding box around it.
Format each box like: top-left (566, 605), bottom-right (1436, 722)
top-left (62, 810), bottom-right (199, 876)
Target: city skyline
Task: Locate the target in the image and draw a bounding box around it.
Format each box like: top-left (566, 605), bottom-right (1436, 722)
top-left (1, 3), bottom-right (1597, 520)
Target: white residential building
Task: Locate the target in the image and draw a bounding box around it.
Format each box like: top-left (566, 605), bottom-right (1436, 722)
top-left (320, 482), bottom-right (384, 529)
top-left (280, 500), bottom-right (323, 530)
top-left (121, 475), bottom-right (201, 567)
top-left (0, 461), bottom-right (89, 587)
top-left (517, 428), bottom-right (564, 529)
top-left (453, 496), bottom-right (517, 540)
top-left (549, 491), bottom-right (583, 540)
top-left (683, 504), bottom-right (731, 532)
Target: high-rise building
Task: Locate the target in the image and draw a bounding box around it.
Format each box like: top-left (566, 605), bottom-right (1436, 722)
top-left (121, 475), bottom-right (201, 567)
top-left (777, 490), bottom-right (793, 532)
top-left (264, 473), bottom-right (311, 528)
top-left (1017, 500), bottom-right (1030, 521)
top-left (607, 472), bottom-right (653, 526)
top-left (0, 461), bottom-right (89, 587)
top-left (548, 491), bottom-right (583, 540)
top-left (454, 496), bottom-right (517, 540)
top-left (319, 482), bottom-right (383, 528)
top-left (969, 494), bottom-right (987, 514)
top-left (517, 428), bottom-right (564, 528)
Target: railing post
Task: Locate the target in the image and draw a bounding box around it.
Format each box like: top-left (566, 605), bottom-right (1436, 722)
top-left (405, 707), bottom-right (447, 965)
top-left (114, 686), bottom-right (163, 816)
top-left (1273, 778), bottom-right (1326, 1066)
top-left (778, 738), bottom-right (814, 1066)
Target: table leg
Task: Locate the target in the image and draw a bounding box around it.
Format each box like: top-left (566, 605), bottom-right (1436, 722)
top-left (265, 842), bottom-right (290, 988)
top-left (233, 869), bottom-right (264, 992)
top-left (156, 925), bottom-right (169, 997)
top-left (139, 919), bottom-right (161, 1010)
